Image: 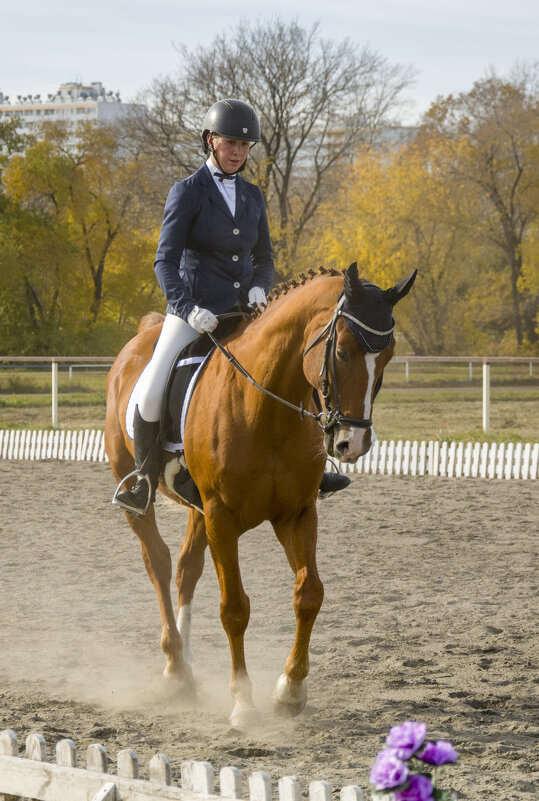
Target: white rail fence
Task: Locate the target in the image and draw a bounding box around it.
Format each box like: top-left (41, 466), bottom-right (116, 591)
top-left (1, 355), bottom-right (538, 433)
top-left (0, 728), bottom-right (364, 801)
top-left (0, 429), bottom-right (537, 480)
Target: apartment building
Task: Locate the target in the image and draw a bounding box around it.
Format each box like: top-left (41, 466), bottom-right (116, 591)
top-left (0, 81), bottom-right (145, 138)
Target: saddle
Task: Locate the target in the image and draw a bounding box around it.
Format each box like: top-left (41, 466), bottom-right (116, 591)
top-left (161, 314), bottom-right (244, 445)
top-left (159, 314), bottom-right (247, 509)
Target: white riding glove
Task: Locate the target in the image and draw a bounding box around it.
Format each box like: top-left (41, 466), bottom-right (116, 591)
top-left (187, 305), bottom-right (219, 333)
top-left (248, 286), bottom-right (267, 311)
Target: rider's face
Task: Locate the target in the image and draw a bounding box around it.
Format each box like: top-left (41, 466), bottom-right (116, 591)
top-left (209, 135), bottom-right (251, 174)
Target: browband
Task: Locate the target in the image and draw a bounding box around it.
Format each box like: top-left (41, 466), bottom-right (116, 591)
top-left (340, 309), bottom-right (395, 337)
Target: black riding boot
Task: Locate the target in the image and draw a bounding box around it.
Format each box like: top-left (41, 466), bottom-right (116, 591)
top-left (172, 458), bottom-right (204, 513)
top-left (319, 471), bottom-right (351, 498)
top-left (114, 406), bottom-right (162, 516)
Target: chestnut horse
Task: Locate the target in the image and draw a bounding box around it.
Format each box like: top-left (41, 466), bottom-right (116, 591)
top-left (105, 263), bottom-right (416, 727)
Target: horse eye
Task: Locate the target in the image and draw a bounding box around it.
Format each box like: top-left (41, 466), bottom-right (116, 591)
top-left (336, 347), bottom-right (348, 361)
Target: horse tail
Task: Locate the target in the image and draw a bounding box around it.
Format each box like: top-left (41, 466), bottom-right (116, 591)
top-left (138, 311), bottom-right (165, 334)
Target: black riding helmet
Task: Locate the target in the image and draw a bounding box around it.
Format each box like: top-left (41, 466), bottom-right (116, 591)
top-left (202, 98), bottom-right (260, 173)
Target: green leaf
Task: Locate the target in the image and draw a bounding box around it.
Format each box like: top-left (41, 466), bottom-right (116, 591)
top-left (432, 789), bottom-right (452, 801)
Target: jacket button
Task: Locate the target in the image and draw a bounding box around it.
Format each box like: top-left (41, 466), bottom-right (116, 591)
top-left (232, 255), bottom-right (239, 261)
top-left (233, 281), bottom-right (240, 288)
top-left (233, 228), bottom-right (239, 235)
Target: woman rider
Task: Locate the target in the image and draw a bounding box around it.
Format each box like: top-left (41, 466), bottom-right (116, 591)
top-left (114, 98), bottom-right (349, 516)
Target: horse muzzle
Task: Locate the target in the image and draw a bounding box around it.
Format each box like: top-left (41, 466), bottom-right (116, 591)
top-left (324, 424), bottom-right (372, 462)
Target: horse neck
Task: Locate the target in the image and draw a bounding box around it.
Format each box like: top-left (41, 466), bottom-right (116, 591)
top-left (235, 276), bottom-right (342, 400)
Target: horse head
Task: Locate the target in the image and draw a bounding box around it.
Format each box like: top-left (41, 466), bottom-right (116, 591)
top-left (304, 262), bottom-right (417, 461)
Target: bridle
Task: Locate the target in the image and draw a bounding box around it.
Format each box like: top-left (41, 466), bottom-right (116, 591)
top-left (208, 297), bottom-right (391, 434)
top-left (303, 296), bottom-right (393, 432)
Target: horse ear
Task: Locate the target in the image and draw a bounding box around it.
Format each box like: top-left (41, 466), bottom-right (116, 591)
top-left (343, 262), bottom-right (366, 304)
top-left (383, 270), bottom-right (417, 307)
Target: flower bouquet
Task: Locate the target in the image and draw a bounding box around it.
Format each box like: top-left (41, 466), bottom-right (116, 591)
top-left (369, 721), bottom-right (459, 801)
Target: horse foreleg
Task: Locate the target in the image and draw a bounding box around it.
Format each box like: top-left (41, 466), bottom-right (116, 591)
top-left (128, 509), bottom-right (194, 690)
top-left (271, 502), bottom-right (324, 717)
top-left (205, 506), bottom-right (254, 728)
top-left (175, 508), bottom-right (208, 668)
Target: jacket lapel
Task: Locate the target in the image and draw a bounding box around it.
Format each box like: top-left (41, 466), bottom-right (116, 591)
top-left (199, 163), bottom-right (235, 221)
top-left (234, 176), bottom-right (248, 222)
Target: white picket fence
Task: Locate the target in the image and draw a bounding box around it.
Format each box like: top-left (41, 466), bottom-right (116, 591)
top-left (335, 438), bottom-right (539, 480)
top-left (0, 729), bottom-right (364, 801)
top-left (0, 428), bottom-right (537, 480)
top-left (0, 428), bottom-right (108, 463)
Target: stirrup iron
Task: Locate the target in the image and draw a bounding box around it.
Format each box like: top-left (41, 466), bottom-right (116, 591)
top-left (112, 470), bottom-right (153, 518)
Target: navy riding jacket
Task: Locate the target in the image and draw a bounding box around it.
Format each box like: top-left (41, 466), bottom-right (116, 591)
top-left (154, 164), bottom-right (274, 321)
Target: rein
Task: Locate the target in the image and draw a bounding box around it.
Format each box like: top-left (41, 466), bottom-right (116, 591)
top-left (207, 301), bottom-right (381, 434)
top-left (207, 314), bottom-right (321, 426)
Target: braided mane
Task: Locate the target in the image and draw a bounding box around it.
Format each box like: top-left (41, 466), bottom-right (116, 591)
top-left (251, 265), bottom-right (343, 318)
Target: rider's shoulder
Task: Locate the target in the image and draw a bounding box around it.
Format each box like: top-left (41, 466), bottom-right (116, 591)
top-left (166, 167), bottom-right (207, 203)
top-left (177, 165), bottom-right (208, 189)
top-left (239, 176), bottom-right (265, 203)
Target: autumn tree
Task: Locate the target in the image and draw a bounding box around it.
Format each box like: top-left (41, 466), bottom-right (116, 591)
top-left (0, 121), bottom-right (161, 354)
top-left (0, 121), bottom-right (35, 348)
top-left (310, 141), bottom-right (489, 354)
top-left (0, 123), bottom-right (79, 353)
top-left (304, 69), bottom-right (539, 355)
top-left (133, 17), bottom-right (415, 270)
top-left (0, 118), bottom-right (31, 173)
top-left (420, 70), bottom-right (539, 349)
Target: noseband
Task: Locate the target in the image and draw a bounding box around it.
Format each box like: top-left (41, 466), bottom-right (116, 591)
top-left (208, 298), bottom-right (391, 434)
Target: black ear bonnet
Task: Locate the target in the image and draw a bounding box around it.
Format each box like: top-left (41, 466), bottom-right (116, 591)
top-left (341, 263), bottom-right (417, 353)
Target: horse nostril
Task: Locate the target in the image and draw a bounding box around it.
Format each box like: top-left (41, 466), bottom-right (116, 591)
top-left (335, 440), bottom-right (350, 458)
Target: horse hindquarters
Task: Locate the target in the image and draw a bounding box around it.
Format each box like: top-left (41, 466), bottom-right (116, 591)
top-left (105, 324), bottom-right (196, 697)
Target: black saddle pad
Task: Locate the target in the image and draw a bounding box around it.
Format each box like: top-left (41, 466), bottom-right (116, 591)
top-left (161, 314), bottom-right (246, 446)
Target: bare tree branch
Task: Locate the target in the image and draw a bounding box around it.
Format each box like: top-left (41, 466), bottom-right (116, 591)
top-left (134, 17), bottom-right (415, 270)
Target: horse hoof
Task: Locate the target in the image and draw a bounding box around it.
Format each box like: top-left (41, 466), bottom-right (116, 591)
top-left (229, 704), bottom-right (260, 730)
top-left (162, 664), bottom-right (197, 696)
top-left (272, 673), bottom-right (307, 718)
top-left (148, 674), bottom-right (182, 703)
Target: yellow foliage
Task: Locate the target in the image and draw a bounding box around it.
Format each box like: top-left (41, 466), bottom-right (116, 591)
top-left (305, 141), bottom-right (492, 353)
top-left (0, 121), bottom-right (162, 353)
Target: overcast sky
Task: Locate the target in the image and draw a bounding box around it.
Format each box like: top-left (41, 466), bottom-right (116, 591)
top-left (2, 0), bottom-right (538, 124)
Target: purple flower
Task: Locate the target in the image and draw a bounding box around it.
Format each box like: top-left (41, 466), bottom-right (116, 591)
top-left (385, 721), bottom-right (427, 759)
top-left (369, 748), bottom-right (409, 790)
top-left (418, 740), bottom-right (459, 766)
top-left (394, 774), bottom-right (434, 801)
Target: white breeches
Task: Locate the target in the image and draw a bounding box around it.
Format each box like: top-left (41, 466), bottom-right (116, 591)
top-left (137, 313), bottom-right (200, 422)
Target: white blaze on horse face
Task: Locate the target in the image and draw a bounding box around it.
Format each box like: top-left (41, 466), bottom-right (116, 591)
top-left (362, 352), bottom-right (377, 421)
top-left (334, 351), bottom-right (377, 461)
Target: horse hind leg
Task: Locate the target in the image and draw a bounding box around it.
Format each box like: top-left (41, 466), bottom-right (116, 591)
top-left (128, 508), bottom-right (195, 692)
top-left (175, 507), bottom-right (208, 668)
top-left (271, 503), bottom-right (324, 717)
